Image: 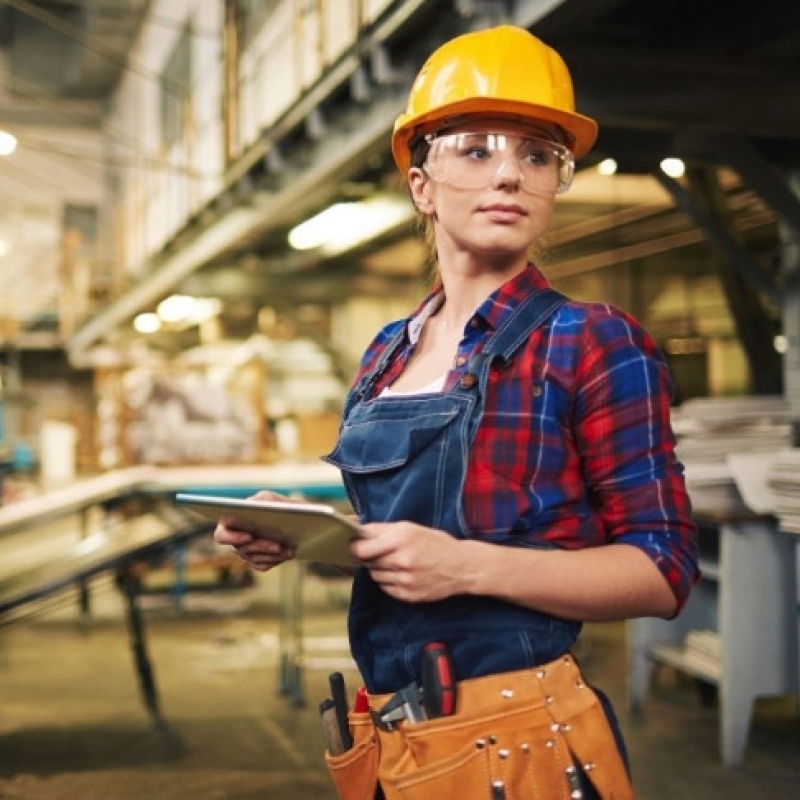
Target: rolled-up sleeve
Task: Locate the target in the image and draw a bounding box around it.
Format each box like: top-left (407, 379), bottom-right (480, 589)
top-left (573, 306), bottom-right (699, 613)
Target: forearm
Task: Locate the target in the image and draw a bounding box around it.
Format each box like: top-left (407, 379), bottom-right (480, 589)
top-left (459, 540), bottom-right (677, 621)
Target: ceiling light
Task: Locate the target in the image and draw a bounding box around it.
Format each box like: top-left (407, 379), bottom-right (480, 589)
top-left (660, 158), bottom-right (685, 178)
top-left (183, 297), bottom-right (222, 325)
top-left (158, 294), bottom-right (222, 326)
top-left (158, 294), bottom-right (196, 323)
top-left (597, 158), bottom-right (618, 176)
top-left (288, 196), bottom-right (413, 254)
top-left (133, 312), bottom-right (161, 334)
top-left (0, 239), bottom-right (8, 257)
top-left (289, 203), bottom-right (359, 250)
top-left (0, 131), bottom-right (17, 156)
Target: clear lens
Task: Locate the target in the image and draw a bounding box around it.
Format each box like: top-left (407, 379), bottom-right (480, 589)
top-left (423, 132), bottom-right (574, 195)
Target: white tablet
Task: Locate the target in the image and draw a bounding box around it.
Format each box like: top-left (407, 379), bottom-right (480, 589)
top-left (175, 493), bottom-right (360, 567)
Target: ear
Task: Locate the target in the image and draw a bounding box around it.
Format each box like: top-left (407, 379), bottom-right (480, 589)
top-left (409, 167), bottom-right (434, 214)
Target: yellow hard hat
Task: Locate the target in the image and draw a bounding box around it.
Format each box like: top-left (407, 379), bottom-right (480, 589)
top-left (391, 25), bottom-right (598, 173)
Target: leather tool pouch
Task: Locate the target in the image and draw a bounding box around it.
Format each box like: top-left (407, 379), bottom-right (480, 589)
top-left (376, 655), bottom-right (634, 800)
top-left (324, 710), bottom-right (380, 800)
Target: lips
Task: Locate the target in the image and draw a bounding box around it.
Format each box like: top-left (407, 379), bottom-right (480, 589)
top-left (480, 203), bottom-right (527, 220)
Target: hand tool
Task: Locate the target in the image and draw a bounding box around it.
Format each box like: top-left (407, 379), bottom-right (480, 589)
top-left (328, 671), bottom-right (354, 750)
top-left (319, 698), bottom-right (346, 755)
top-left (354, 685), bottom-right (370, 713)
top-left (375, 681), bottom-right (427, 728)
top-left (421, 641), bottom-right (457, 718)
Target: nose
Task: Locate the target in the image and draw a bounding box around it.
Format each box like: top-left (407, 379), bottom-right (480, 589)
top-left (491, 155), bottom-right (523, 188)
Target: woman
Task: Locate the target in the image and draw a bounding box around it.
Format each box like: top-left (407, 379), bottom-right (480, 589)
top-left (215, 25), bottom-right (698, 800)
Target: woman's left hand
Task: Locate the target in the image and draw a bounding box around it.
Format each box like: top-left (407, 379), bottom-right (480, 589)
top-left (350, 521), bottom-right (471, 602)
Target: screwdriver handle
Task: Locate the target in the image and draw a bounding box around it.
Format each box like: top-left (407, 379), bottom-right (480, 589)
top-left (421, 641), bottom-right (456, 718)
top-left (329, 671), bottom-right (354, 751)
top-left (320, 698), bottom-right (346, 755)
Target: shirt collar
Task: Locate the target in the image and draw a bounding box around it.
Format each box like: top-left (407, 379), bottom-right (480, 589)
top-left (406, 291), bottom-right (445, 345)
top-left (404, 263), bottom-right (551, 341)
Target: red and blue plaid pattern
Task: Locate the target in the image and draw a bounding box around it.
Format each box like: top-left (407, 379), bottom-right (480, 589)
top-left (349, 264), bottom-right (698, 610)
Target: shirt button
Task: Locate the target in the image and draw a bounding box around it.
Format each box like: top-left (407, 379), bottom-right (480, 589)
top-left (531, 384), bottom-right (543, 397)
top-left (468, 318), bottom-right (480, 329)
top-left (455, 356), bottom-right (467, 367)
top-left (460, 373), bottom-right (478, 388)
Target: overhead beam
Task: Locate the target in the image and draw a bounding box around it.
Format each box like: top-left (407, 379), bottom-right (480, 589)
top-left (66, 90), bottom-right (408, 363)
top-left (681, 165), bottom-right (783, 395)
top-left (560, 46), bottom-right (800, 138)
top-left (223, 0), bottom-right (433, 190)
top-left (714, 135), bottom-right (800, 243)
top-left (653, 170), bottom-right (781, 305)
top-left (525, 0), bottom-right (630, 35)
top-left (0, 99), bottom-right (104, 128)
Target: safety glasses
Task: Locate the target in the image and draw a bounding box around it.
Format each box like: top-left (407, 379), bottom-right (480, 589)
top-left (423, 132), bottom-right (575, 195)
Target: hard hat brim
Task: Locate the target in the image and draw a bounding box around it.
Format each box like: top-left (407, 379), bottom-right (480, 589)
top-left (392, 98), bottom-right (598, 174)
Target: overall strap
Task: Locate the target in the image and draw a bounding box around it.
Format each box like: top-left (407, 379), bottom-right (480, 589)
top-left (483, 288), bottom-right (567, 361)
top-left (347, 326), bottom-right (406, 411)
top-left (462, 288), bottom-right (567, 385)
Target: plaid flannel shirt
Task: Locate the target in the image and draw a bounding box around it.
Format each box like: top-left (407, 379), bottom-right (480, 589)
top-left (346, 264), bottom-right (699, 610)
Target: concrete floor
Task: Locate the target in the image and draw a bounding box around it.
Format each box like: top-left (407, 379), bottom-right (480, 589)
top-left (0, 571), bottom-right (798, 800)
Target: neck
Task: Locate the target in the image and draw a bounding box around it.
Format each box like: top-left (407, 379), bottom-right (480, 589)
top-left (436, 254), bottom-right (528, 328)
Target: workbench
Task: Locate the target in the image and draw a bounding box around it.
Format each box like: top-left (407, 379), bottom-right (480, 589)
top-left (627, 511), bottom-right (799, 767)
top-left (0, 462), bottom-right (347, 727)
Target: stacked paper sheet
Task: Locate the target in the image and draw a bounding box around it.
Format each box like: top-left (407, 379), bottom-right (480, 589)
top-left (671, 395), bottom-right (794, 514)
top-left (767, 449), bottom-right (800, 534)
top-left (682, 629), bottom-right (723, 681)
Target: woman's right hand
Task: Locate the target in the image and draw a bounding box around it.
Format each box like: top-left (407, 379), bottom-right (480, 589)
top-left (213, 490), bottom-right (298, 571)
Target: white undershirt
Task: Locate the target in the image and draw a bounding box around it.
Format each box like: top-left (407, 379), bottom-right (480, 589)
top-left (380, 292), bottom-right (448, 397)
top-left (380, 373), bottom-right (446, 397)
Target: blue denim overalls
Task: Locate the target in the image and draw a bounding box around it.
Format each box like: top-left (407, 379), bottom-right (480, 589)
top-left (324, 289), bottom-right (583, 695)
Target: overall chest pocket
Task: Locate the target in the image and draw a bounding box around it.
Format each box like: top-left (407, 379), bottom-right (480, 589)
top-left (326, 406), bottom-right (462, 474)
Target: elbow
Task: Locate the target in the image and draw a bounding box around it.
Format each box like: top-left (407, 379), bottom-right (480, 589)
top-left (654, 591), bottom-right (680, 620)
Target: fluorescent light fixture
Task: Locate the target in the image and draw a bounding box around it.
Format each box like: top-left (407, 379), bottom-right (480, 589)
top-left (660, 158), bottom-right (685, 178)
top-left (158, 294), bottom-right (222, 326)
top-left (774, 334), bottom-right (788, 354)
top-left (0, 239), bottom-right (8, 257)
top-left (597, 158), bottom-right (618, 176)
top-left (0, 131), bottom-right (17, 156)
top-left (183, 297), bottom-right (222, 325)
top-left (133, 312), bottom-right (161, 334)
top-left (158, 294), bottom-right (195, 323)
top-left (288, 196), bottom-right (413, 254)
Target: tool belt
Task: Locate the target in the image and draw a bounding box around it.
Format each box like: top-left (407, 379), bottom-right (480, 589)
top-left (324, 653), bottom-right (634, 800)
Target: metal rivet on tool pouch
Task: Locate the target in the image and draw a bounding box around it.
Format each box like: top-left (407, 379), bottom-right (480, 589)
top-left (536, 669), bottom-right (546, 679)
top-left (475, 739), bottom-right (486, 749)
top-left (501, 688), bottom-right (514, 699)
top-left (546, 739), bottom-right (555, 748)
top-left (498, 749), bottom-right (510, 759)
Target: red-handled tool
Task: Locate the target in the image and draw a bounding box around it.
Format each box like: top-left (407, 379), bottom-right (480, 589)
top-left (421, 641), bottom-right (456, 718)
